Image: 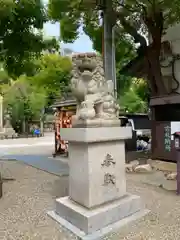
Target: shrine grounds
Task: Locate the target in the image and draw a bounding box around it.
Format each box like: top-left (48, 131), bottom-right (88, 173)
top-left (0, 160), bottom-right (180, 240)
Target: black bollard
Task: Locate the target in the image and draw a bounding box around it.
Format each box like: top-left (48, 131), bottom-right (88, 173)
top-left (174, 132), bottom-right (180, 195)
top-left (0, 174), bottom-right (2, 198)
top-left (177, 148), bottom-right (180, 195)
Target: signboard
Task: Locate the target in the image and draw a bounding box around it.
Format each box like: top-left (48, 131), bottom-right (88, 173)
top-left (164, 125), bottom-right (171, 152)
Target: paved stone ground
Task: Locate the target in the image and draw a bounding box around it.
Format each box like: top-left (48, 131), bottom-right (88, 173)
top-left (0, 132), bottom-right (70, 177)
top-left (2, 155), bottom-right (69, 176)
top-left (0, 132), bottom-right (54, 156)
top-left (1, 160), bottom-right (180, 240)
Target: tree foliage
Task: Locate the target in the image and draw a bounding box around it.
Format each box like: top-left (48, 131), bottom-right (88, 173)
top-left (83, 23), bottom-right (137, 95)
top-left (3, 75), bottom-right (46, 133)
top-left (120, 89), bottom-right (147, 113)
top-left (120, 78), bottom-right (149, 113)
top-left (43, 37), bottom-right (60, 53)
top-left (132, 78), bottom-right (150, 104)
top-left (1, 51), bottom-right (72, 133)
top-left (0, 0), bottom-right (47, 77)
top-left (30, 53), bottom-right (72, 105)
top-left (48, 0), bottom-right (180, 96)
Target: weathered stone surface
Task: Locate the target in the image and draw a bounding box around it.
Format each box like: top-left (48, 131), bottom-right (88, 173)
top-left (166, 172), bottom-right (177, 180)
top-left (49, 52), bottom-right (148, 239)
top-left (142, 171), bottom-right (177, 191)
top-left (162, 180), bottom-right (176, 191)
top-left (50, 126), bottom-right (148, 239)
top-left (61, 127), bottom-right (131, 208)
top-left (130, 160), bottom-right (139, 169)
top-left (146, 158), bottom-right (153, 164)
top-left (148, 160), bottom-right (176, 172)
top-left (125, 164), bottom-right (133, 173)
top-left (54, 194), bottom-right (143, 235)
top-left (134, 164), bottom-right (153, 173)
top-left (142, 171), bottom-right (166, 187)
top-left (70, 53), bottom-right (120, 127)
top-left (125, 160), bottom-right (139, 173)
top-left (0, 129), bottom-right (17, 139)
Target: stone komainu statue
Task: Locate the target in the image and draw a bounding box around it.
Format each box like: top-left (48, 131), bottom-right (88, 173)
top-left (70, 52), bottom-right (120, 127)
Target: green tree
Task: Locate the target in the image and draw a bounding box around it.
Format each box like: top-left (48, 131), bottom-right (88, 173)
top-left (7, 37), bottom-right (61, 77)
top-left (132, 78), bottom-right (150, 104)
top-left (120, 78), bottom-right (149, 113)
top-left (48, 0), bottom-right (180, 96)
top-left (0, 0), bottom-right (47, 77)
top-left (0, 68), bottom-right (10, 85)
top-left (43, 37), bottom-right (60, 53)
top-left (48, 1), bottom-right (136, 94)
top-left (87, 26), bottom-right (136, 95)
top-left (3, 75), bottom-right (46, 133)
top-left (120, 89), bottom-right (148, 113)
top-left (29, 53), bottom-right (72, 105)
top-left (1, 51), bottom-right (72, 133)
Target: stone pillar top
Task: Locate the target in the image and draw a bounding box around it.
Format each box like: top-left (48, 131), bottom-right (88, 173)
top-left (60, 127), bottom-right (132, 143)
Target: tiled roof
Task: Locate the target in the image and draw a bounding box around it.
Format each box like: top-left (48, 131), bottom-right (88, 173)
top-left (52, 92), bottom-right (77, 108)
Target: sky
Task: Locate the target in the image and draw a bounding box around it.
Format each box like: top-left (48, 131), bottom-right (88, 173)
top-left (43, 0), bottom-right (94, 53)
top-left (43, 22), bottom-right (94, 53)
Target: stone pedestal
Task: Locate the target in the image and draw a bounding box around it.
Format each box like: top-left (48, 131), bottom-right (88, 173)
top-left (1, 112), bottom-right (17, 138)
top-left (0, 128), bottom-right (17, 139)
top-left (48, 127), bottom-right (149, 239)
top-left (3, 127), bottom-right (16, 136)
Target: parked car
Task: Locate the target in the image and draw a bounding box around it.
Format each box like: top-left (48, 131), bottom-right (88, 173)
top-left (120, 113), bottom-right (151, 141)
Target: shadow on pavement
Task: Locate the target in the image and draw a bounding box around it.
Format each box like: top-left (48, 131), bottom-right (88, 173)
top-left (1, 154), bottom-right (69, 177)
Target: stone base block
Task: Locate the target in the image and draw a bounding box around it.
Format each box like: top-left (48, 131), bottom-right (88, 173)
top-left (0, 128), bottom-right (17, 138)
top-left (72, 118), bottom-right (120, 128)
top-left (2, 127), bottom-right (16, 134)
top-left (48, 194), bottom-right (149, 240)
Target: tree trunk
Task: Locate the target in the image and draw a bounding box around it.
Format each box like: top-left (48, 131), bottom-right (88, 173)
top-left (40, 119), bottom-right (44, 136)
top-left (143, 10), bottom-right (168, 96)
top-left (145, 43), bottom-right (167, 96)
top-left (22, 119), bottom-right (26, 133)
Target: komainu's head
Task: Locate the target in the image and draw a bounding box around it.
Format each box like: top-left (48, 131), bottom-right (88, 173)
top-left (72, 52), bottom-right (103, 77)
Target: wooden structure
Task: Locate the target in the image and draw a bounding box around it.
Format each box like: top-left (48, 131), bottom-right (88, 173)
top-left (120, 47), bottom-right (180, 162)
top-left (152, 121), bottom-right (174, 161)
top-left (52, 95), bottom-right (76, 157)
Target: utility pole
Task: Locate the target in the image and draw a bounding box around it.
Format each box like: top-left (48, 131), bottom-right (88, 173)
top-left (102, 0), bottom-right (117, 98)
top-left (112, 26), bottom-right (117, 98)
top-left (103, 0), bottom-right (113, 81)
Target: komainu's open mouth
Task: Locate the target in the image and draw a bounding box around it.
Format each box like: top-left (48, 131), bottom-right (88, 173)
top-left (78, 59), bottom-right (96, 73)
top-left (72, 52), bottom-right (98, 74)
top-left (78, 66), bottom-right (93, 73)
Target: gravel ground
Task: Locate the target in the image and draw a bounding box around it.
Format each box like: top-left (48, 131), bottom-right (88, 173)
top-left (0, 160), bottom-right (180, 240)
